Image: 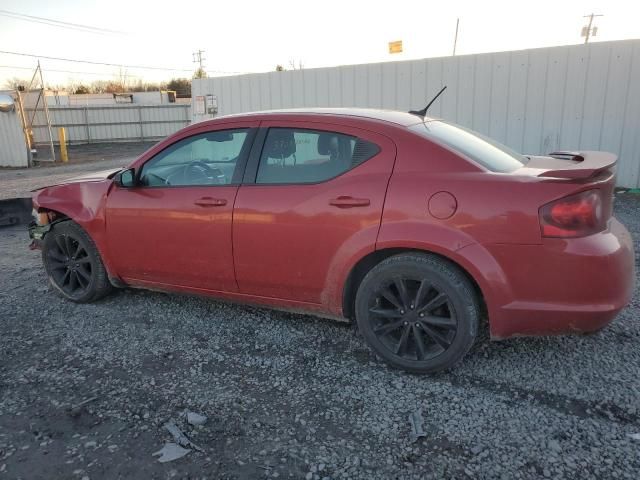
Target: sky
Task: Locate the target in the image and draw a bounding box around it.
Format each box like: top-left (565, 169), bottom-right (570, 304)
top-left (0, 0), bottom-right (639, 88)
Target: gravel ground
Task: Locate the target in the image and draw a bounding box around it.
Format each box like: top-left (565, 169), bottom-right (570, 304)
top-left (0, 194), bottom-right (638, 480)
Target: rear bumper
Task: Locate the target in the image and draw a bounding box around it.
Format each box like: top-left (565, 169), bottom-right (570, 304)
top-left (480, 218), bottom-right (635, 339)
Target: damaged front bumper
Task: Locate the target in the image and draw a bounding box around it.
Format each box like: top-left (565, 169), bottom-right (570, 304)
top-left (28, 221), bottom-right (53, 250)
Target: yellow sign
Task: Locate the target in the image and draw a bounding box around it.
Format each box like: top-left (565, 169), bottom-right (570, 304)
top-left (389, 40), bottom-right (403, 54)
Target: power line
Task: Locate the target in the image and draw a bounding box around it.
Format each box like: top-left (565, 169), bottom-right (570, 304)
top-left (1, 13), bottom-right (113, 34)
top-left (0, 49), bottom-right (194, 72)
top-left (0, 8), bottom-right (126, 35)
top-left (0, 49), bottom-right (251, 75)
top-left (0, 64), bottom-right (241, 85)
top-left (0, 64), bottom-right (143, 77)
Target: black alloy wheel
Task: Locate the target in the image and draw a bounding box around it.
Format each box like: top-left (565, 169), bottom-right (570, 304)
top-left (355, 253), bottom-right (479, 373)
top-left (46, 233), bottom-right (93, 297)
top-left (369, 277), bottom-right (458, 362)
top-left (42, 220), bottom-right (112, 303)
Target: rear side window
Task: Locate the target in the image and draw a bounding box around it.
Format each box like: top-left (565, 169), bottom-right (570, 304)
top-left (256, 128), bottom-right (380, 184)
top-left (410, 121), bottom-right (526, 173)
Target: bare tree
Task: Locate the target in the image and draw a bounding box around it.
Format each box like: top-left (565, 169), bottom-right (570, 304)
top-left (166, 78), bottom-right (191, 97)
top-left (3, 76), bottom-right (185, 95)
top-left (193, 67), bottom-right (207, 79)
top-left (3, 76), bottom-right (28, 90)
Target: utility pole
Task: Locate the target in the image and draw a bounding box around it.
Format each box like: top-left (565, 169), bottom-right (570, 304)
top-left (582, 13), bottom-right (603, 44)
top-left (452, 18), bottom-right (460, 56)
top-left (192, 49), bottom-right (206, 77)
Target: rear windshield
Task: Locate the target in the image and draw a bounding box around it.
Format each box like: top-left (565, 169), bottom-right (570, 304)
top-left (410, 121), bottom-right (526, 173)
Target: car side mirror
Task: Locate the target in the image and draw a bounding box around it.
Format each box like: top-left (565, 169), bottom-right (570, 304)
top-left (115, 168), bottom-right (136, 188)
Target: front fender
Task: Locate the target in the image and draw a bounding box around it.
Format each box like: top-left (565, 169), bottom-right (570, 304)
top-left (34, 181), bottom-right (107, 221)
top-left (33, 180), bottom-right (116, 276)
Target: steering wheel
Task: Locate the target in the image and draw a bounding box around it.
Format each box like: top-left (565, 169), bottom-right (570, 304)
top-left (184, 160), bottom-right (224, 184)
top-left (144, 172), bottom-right (168, 186)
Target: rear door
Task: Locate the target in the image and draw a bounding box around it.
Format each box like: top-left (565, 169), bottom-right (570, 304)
top-left (105, 122), bottom-right (257, 291)
top-left (233, 121), bottom-right (396, 304)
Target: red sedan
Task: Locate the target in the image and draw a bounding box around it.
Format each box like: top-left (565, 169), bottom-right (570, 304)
top-left (29, 109), bottom-right (635, 373)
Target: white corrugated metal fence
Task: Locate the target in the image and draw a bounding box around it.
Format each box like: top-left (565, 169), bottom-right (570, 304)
top-left (0, 92), bottom-right (28, 167)
top-left (193, 39), bottom-right (640, 188)
top-left (27, 104), bottom-right (191, 145)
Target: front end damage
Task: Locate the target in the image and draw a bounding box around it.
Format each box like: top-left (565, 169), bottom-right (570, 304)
top-left (28, 221), bottom-right (50, 250)
top-left (28, 210), bottom-right (65, 250)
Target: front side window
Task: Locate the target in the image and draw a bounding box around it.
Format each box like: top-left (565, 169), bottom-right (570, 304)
top-left (410, 121), bottom-right (526, 173)
top-left (140, 129), bottom-right (249, 186)
top-left (256, 128), bottom-right (380, 184)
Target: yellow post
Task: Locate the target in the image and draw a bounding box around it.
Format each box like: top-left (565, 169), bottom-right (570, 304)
top-left (58, 127), bottom-right (68, 163)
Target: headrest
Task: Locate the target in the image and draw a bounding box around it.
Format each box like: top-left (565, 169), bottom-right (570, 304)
top-left (266, 129), bottom-right (296, 158)
top-left (317, 133), bottom-right (338, 155)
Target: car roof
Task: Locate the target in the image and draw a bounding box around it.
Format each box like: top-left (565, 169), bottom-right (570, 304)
top-left (204, 108), bottom-right (434, 127)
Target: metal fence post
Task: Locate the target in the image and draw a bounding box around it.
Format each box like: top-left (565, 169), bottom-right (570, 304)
top-left (58, 127), bottom-right (68, 162)
top-left (83, 106), bottom-right (91, 144)
top-left (138, 106), bottom-right (144, 141)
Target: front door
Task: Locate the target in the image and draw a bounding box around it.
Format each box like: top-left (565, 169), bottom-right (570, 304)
top-left (233, 121), bottom-right (396, 304)
top-left (105, 125), bottom-right (256, 292)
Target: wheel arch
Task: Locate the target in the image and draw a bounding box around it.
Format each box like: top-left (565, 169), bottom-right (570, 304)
top-left (341, 246), bottom-right (489, 324)
top-left (35, 206), bottom-right (70, 223)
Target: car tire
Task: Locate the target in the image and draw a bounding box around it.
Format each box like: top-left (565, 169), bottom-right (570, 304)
top-left (355, 253), bottom-right (479, 373)
top-left (42, 220), bottom-right (113, 303)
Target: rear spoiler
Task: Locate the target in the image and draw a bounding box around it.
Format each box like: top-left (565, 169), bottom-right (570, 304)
top-left (538, 151), bottom-right (617, 179)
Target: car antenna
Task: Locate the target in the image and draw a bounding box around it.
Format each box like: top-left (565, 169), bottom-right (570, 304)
top-left (409, 86), bottom-right (447, 119)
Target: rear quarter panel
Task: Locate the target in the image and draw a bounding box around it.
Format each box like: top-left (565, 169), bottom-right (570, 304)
top-left (378, 132), bottom-right (541, 248)
top-left (377, 131), bottom-right (623, 338)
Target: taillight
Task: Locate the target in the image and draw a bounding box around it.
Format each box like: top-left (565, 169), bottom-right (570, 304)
top-left (539, 189), bottom-right (605, 238)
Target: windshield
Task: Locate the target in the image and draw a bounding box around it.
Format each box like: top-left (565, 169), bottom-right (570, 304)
top-left (410, 121), bottom-right (526, 173)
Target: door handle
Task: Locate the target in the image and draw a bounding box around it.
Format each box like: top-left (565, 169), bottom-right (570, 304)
top-left (194, 197), bottom-right (227, 207)
top-left (329, 196), bottom-right (371, 208)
